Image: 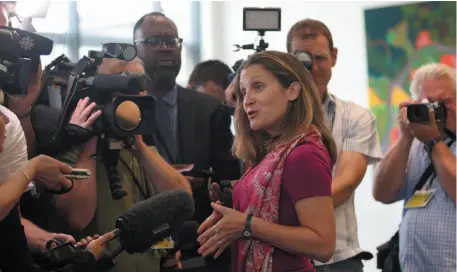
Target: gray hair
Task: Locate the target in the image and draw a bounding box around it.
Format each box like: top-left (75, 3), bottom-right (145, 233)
top-left (410, 63), bottom-right (456, 99)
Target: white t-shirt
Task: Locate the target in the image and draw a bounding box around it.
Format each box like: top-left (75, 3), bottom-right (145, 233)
top-left (0, 105), bottom-right (31, 190)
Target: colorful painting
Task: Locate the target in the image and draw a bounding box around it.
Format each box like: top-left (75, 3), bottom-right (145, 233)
top-left (364, 1), bottom-right (456, 152)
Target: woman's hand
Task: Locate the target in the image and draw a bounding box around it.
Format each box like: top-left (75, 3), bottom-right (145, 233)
top-left (197, 201), bottom-right (223, 235)
top-left (28, 155), bottom-right (73, 191)
top-left (69, 97), bottom-right (102, 129)
top-left (85, 231), bottom-right (116, 260)
top-left (197, 202), bottom-right (247, 259)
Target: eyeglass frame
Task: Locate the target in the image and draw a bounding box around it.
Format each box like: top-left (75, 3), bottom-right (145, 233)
top-left (134, 36), bottom-right (184, 50)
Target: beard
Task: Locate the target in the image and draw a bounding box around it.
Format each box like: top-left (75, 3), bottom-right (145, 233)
top-left (145, 64), bottom-right (180, 92)
top-left (152, 69), bottom-right (176, 90)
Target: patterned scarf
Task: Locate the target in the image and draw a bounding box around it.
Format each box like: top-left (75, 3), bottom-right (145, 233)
top-left (236, 128), bottom-right (324, 272)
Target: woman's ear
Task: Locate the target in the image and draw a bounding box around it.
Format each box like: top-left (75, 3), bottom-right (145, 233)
top-left (286, 81), bottom-right (301, 101)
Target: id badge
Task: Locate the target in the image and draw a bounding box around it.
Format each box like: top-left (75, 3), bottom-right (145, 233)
top-left (150, 236), bottom-right (175, 258)
top-left (150, 236), bottom-right (175, 250)
top-left (404, 189), bottom-right (436, 209)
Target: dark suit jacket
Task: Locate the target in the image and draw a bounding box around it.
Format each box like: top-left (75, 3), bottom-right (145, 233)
top-left (174, 86), bottom-right (240, 224)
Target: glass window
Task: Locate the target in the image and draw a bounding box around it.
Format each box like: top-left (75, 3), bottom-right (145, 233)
top-left (16, 1), bottom-right (70, 34)
top-left (160, 2), bottom-right (191, 42)
top-left (77, 2), bottom-right (155, 38)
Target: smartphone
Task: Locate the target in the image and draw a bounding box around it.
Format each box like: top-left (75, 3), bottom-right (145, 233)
top-left (64, 168), bottom-right (91, 179)
top-left (219, 180), bottom-right (232, 190)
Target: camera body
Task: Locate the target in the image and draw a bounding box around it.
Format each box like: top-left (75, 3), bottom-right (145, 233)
top-left (407, 101), bottom-right (447, 123)
top-left (0, 26), bottom-right (53, 95)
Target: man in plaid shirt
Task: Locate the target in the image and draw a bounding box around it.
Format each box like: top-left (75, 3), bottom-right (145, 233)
top-left (286, 19), bottom-right (383, 272)
top-left (373, 63), bottom-right (456, 272)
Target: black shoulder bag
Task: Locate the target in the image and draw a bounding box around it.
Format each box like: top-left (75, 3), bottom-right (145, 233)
top-left (376, 133), bottom-right (455, 272)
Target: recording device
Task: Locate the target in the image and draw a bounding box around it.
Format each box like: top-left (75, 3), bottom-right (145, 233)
top-left (162, 220), bottom-right (207, 270)
top-left (219, 180), bottom-right (233, 191)
top-left (294, 50), bottom-right (313, 70)
top-left (41, 189), bottom-right (195, 271)
top-left (0, 26), bottom-right (53, 94)
top-left (231, 8), bottom-right (281, 73)
top-left (407, 101), bottom-right (447, 123)
top-left (39, 43), bottom-right (154, 200)
top-left (63, 168), bottom-right (91, 180)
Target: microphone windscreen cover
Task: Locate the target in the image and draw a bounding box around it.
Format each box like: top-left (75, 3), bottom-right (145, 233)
top-left (116, 189), bottom-right (195, 251)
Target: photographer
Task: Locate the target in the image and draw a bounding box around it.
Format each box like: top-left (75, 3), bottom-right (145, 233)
top-left (0, 1), bottom-right (41, 158)
top-left (48, 57), bottom-right (192, 272)
top-left (373, 63), bottom-right (456, 271)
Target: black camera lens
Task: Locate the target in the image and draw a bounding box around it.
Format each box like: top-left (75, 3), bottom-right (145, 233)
top-left (294, 50), bottom-right (313, 70)
top-left (407, 104), bottom-right (429, 123)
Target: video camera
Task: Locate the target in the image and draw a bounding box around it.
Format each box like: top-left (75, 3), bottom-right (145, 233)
top-left (39, 43), bottom-right (156, 200)
top-left (407, 100), bottom-right (447, 123)
top-left (0, 25), bottom-right (53, 94)
top-left (230, 8), bottom-right (313, 76)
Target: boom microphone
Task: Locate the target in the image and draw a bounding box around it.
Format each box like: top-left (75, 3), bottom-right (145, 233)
top-left (115, 189), bottom-right (195, 254)
top-left (0, 26), bottom-right (53, 57)
top-left (80, 74), bottom-right (144, 94)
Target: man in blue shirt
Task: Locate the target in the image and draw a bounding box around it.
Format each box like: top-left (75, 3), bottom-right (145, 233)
top-left (373, 63), bottom-right (456, 272)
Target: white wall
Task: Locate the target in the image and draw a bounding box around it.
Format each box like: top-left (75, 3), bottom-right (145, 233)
top-left (200, 1), bottom-right (408, 271)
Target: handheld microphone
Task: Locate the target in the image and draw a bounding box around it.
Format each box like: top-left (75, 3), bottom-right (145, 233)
top-left (113, 189), bottom-right (195, 255)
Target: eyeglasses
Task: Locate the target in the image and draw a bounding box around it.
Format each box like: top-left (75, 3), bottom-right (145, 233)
top-left (134, 36), bottom-right (183, 50)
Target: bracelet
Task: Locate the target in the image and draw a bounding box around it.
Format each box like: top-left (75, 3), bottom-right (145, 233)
top-left (20, 169), bottom-right (31, 182)
top-left (16, 106), bottom-right (32, 119)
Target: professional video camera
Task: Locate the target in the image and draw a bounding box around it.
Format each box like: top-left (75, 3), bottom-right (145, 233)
top-left (0, 25), bottom-right (53, 94)
top-left (407, 100), bottom-right (447, 123)
top-left (39, 43), bottom-right (156, 200)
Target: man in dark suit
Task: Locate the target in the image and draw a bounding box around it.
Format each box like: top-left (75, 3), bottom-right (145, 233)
top-left (133, 12), bottom-right (240, 271)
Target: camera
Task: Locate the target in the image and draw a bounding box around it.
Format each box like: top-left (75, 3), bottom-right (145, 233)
top-left (38, 43), bottom-right (156, 200)
top-left (0, 25), bottom-right (53, 95)
top-left (407, 101), bottom-right (447, 123)
top-left (294, 50), bottom-right (313, 71)
top-left (41, 43), bottom-right (154, 141)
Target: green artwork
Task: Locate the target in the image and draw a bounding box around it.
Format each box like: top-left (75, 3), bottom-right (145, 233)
top-left (364, 1), bottom-right (456, 151)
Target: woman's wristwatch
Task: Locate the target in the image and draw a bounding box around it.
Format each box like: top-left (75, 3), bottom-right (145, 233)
top-left (242, 214), bottom-right (253, 239)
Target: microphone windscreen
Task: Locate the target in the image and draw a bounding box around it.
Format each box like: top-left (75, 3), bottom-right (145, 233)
top-left (116, 189), bottom-right (195, 252)
top-left (91, 74), bottom-right (144, 94)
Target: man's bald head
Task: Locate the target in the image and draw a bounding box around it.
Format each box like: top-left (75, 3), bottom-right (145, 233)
top-left (133, 12), bottom-right (177, 41)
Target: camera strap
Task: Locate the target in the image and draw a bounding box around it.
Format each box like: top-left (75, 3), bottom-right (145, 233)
top-left (415, 136), bottom-right (455, 192)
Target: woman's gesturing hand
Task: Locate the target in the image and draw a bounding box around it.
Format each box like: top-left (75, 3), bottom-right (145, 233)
top-left (197, 202), bottom-right (247, 259)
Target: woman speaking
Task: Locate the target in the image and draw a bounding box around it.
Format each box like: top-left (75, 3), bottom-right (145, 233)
top-left (198, 51), bottom-right (337, 272)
